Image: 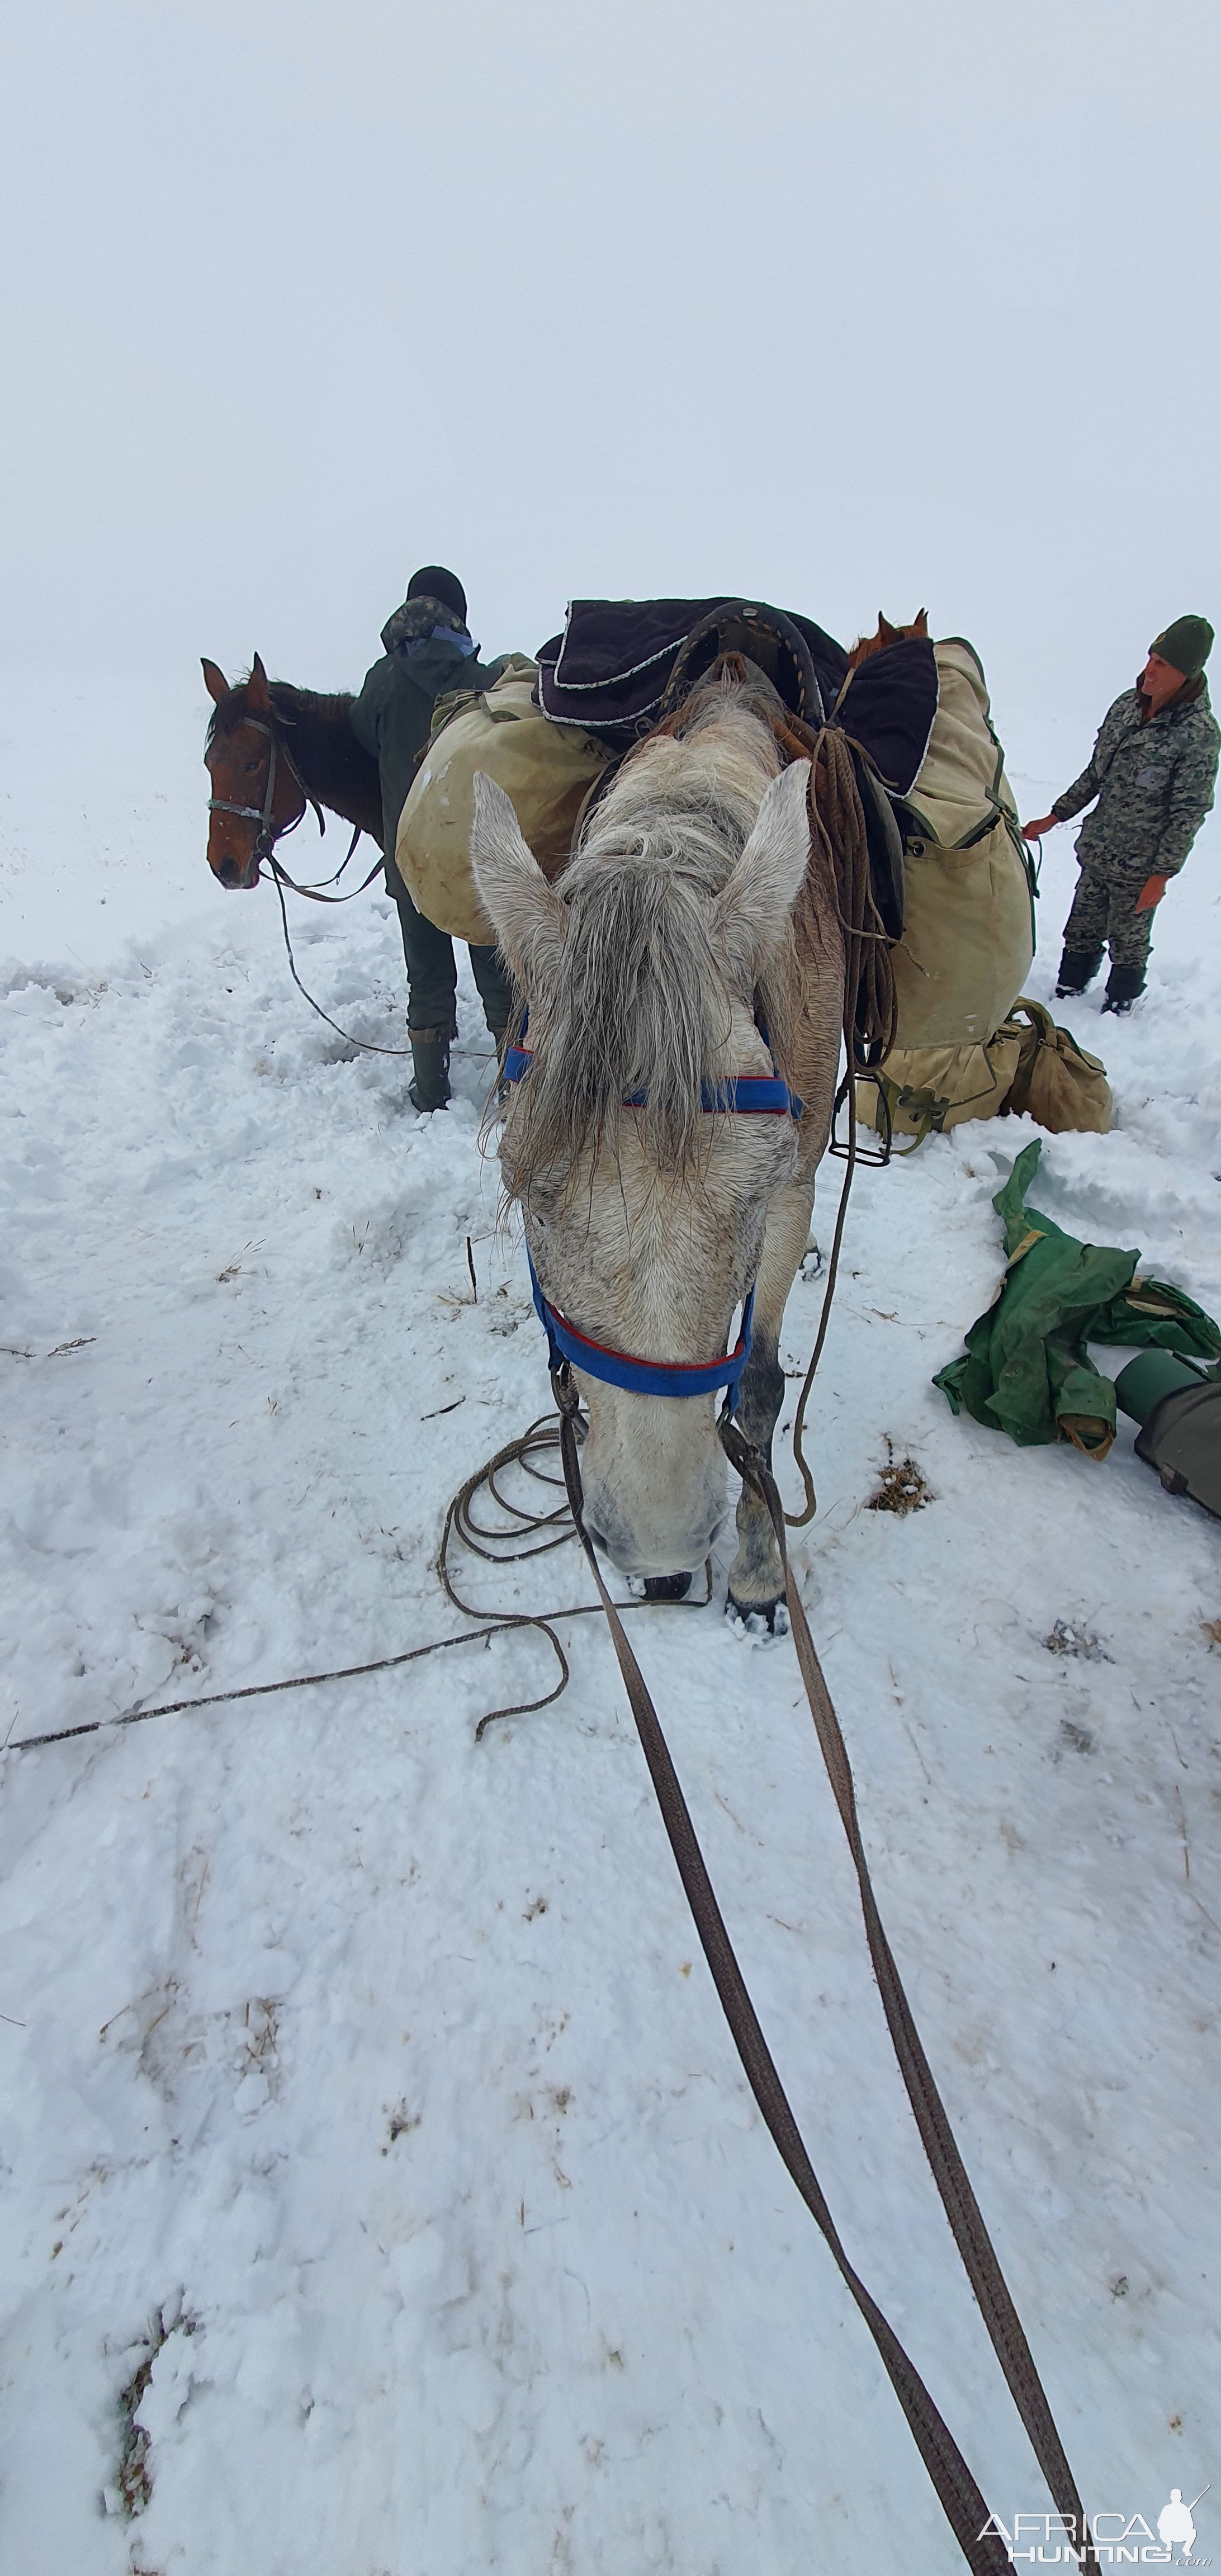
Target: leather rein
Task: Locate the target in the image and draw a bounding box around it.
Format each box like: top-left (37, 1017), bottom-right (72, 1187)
top-left (549, 1365), bottom-right (1093, 2575)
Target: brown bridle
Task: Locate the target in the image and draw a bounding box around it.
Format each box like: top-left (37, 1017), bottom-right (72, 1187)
top-left (206, 711), bottom-right (322, 885)
top-left (206, 693), bottom-right (399, 1050)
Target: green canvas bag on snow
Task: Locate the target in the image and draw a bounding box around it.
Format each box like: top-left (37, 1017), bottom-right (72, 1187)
top-left (934, 1140), bottom-right (1221, 1459)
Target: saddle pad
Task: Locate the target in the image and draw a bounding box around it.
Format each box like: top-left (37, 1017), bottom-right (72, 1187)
top-left (832, 637), bottom-right (940, 793)
top-left (536, 598), bottom-right (849, 747)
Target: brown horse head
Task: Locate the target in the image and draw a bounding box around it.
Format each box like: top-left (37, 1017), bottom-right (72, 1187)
top-left (845, 608), bottom-right (929, 673)
top-left (203, 654), bottom-right (309, 889)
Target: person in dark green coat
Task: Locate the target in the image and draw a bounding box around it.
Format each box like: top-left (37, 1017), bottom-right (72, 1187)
top-left (350, 566), bottom-right (514, 1110)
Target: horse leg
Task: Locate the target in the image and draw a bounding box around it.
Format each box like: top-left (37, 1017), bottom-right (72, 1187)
top-left (726, 1175), bottom-right (815, 1628)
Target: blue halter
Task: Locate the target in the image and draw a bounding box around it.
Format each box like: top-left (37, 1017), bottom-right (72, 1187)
top-left (502, 1041), bottom-right (800, 1123)
top-left (527, 1251), bottom-right (756, 1403)
top-left (503, 1016), bottom-right (802, 1409)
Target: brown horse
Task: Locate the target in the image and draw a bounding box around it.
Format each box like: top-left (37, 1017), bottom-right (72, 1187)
top-left (203, 655), bottom-right (382, 890)
top-left (844, 608), bottom-right (929, 672)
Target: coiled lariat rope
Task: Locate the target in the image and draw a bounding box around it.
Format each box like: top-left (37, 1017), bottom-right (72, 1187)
top-left (2, 1411), bottom-right (712, 1757)
top-left (436, 1412), bottom-right (712, 1737)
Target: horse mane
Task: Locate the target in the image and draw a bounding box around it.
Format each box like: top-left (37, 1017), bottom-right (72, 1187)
top-left (205, 674), bottom-right (346, 749)
top-left (845, 608), bottom-right (929, 672)
top-left (500, 683), bottom-right (796, 1201)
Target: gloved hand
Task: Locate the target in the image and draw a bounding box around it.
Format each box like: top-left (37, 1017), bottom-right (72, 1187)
top-left (1135, 873), bottom-right (1169, 913)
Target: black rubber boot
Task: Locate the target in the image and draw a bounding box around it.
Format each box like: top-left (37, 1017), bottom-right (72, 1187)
top-left (408, 1025), bottom-right (452, 1111)
top-left (1056, 947), bottom-right (1104, 997)
top-left (1102, 963), bottom-right (1144, 1016)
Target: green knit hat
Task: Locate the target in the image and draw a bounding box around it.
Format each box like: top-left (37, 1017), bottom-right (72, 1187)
top-left (1151, 614), bottom-right (1213, 679)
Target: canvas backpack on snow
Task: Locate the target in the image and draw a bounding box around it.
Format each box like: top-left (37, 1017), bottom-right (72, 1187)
top-left (997, 997), bottom-right (1113, 1134)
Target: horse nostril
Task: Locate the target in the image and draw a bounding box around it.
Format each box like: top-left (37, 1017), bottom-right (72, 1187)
top-left (216, 856), bottom-right (243, 888)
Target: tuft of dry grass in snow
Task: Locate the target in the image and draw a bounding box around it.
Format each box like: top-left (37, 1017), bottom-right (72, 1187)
top-left (866, 1439), bottom-right (932, 1517)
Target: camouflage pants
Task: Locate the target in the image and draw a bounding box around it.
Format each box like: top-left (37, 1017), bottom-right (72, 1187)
top-left (1062, 860), bottom-right (1157, 973)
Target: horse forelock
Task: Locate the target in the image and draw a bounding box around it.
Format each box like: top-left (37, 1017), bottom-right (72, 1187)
top-left (205, 676), bottom-right (297, 755)
top-left (501, 695), bottom-right (791, 1202)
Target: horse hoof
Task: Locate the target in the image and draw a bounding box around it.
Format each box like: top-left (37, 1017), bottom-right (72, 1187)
top-left (642, 1571), bottom-right (693, 1602)
top-left (726, 1592), bottom-right (788, 1639)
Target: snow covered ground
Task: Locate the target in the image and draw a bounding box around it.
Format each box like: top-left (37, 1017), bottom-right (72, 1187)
top-left (1, 668), bottom-right (1219, 2574)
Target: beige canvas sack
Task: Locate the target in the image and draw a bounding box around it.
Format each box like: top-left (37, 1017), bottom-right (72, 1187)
top-left (396, 660), bottom-right (612, 943)
top-left (998, 997), bottom-right (1113, 1134)
top-left (859, 638), bottom-right (1036, 1140)
top-left (866, 1030), bottom-right (1024, 1144)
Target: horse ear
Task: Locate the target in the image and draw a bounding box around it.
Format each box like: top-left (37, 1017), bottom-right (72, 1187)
top-left (247, 654), bottom-right (271, 713)
top-left (878, 613), bottom-right (897, 643)
top-left (470, 772), bottom-right (565, 987)
top-left (713, 761), bottom-right (811, 985)
top-left (201, 657), bottom-right (229, 705)
top-left (913, 608), bottom-right (929, 637)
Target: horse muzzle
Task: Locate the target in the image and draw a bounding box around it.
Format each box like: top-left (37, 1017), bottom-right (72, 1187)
top-left (210, 846), bottom-right (261, 891)
top-left (581, 1494), bottom-right (726, 1581)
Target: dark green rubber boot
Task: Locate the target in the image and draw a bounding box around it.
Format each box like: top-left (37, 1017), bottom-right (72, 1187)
top-left (409, 1025), bottom-right (451, 1112)
top-left (1056, 948), bottom-right (1103, 997)
top-left (1102, 963), bottom-right (1144, 1016)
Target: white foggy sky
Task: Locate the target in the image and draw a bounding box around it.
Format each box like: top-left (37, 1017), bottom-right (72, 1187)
top-left (2, 0), bottom-right (1218, 730)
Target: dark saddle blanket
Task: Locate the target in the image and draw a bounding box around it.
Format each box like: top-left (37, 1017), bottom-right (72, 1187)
top-left (535, 598), bottom-right (937, 797)
top-left (535, 597), bottom-right (842, 743)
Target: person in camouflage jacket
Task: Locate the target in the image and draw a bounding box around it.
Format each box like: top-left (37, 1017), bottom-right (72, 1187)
top-left (1023, 615), bottom-right (1219, 1013)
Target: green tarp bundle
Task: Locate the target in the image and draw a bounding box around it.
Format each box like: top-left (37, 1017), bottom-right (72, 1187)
top-left (934, 1140), bottom-right (1221, 1458)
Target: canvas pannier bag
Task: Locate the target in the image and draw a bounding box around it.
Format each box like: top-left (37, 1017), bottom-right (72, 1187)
top-left (997, 997), bottom-right (1113, 1134)
top-left (858, 638), bottom-right (1036, 1139)
top-left (868, 1029), bottom-right (1024, 1148)
top-left (396, 659), bottom-right (612, 943)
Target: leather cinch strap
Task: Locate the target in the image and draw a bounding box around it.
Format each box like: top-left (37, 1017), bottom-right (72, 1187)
top-left (552, 1366), bottom-right (1094, 2576)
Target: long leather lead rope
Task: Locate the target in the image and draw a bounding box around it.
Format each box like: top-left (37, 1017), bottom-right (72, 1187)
top-left (718, 1413), bottom-right (1091, 2554)
top-left (552, 1365), bottom-right (1094, 2575)
top-left (267, 840), bottom-right (385, 906)
top-left (268, 865), bottom-right (418, 1060)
